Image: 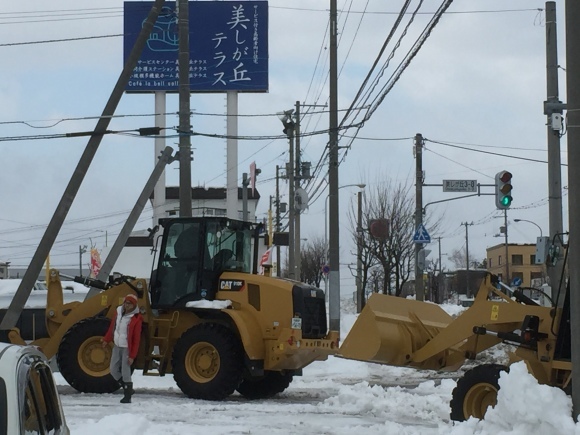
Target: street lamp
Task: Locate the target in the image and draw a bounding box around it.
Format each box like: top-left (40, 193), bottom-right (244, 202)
top-left (324, 183), bottom-right (366, 297)
top-left (513, 219), bottom-right (543, 237)
top-left (79, 245), bottom-right (87, 276)
top-left (96, 230), bottom-right (108, 247)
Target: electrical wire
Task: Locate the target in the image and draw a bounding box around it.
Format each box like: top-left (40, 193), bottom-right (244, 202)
top-left (425, 138), bottom-right (566, 166)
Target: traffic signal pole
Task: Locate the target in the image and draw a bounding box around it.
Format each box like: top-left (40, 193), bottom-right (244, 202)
top-left (414, 133), bottom-right (425, 301)
top-left (504, 209), bottom-right (510, 284)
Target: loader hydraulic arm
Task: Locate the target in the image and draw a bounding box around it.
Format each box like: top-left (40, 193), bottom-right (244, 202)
top-left (473, 314), bottom-right (549, 349)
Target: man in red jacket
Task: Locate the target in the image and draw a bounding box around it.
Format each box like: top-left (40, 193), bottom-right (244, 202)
top-left (101, 293), bottom-right (143, 403)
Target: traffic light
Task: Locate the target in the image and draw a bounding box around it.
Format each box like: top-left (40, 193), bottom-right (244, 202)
top-left (495, 170), bottom-right (513, 209)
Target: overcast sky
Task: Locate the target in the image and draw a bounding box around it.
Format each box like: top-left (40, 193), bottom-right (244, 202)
top-left (0, 1), bottom-right (566, 290)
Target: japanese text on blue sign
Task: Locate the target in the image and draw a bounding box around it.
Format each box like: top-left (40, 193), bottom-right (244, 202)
top-left (124, 1), bottom-right (268, 92)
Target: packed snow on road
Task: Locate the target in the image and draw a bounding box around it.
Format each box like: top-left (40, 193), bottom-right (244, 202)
top-left (44, 298), bottom-right (580, 435)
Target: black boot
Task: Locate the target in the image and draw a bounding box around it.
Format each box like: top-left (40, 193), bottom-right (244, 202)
top-left (120, 382), bottom-right (133, 404)
top-left (118, 379), bottom-right (134, 395)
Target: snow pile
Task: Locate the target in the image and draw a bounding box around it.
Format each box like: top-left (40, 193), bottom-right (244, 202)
top-left (448, 361), bottom-right (578, 435)
top-left (185, 299), bottom-right (232, 309)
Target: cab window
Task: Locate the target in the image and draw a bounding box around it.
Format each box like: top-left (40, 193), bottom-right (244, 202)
top-left (19, 358), bottom-right (65, 434)
top-left (153, 222), bottom-right (202, 306)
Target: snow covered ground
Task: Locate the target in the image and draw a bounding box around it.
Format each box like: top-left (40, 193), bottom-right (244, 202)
top-left (55, 299), bottom-right (580, 435)
top-left (2, 280), bottom-right (579, 434)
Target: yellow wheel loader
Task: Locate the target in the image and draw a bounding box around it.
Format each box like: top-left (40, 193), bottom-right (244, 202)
top-left (339, 272), bottom-right (571, 421)
top-left (4, 217), bottom-right (339, 401)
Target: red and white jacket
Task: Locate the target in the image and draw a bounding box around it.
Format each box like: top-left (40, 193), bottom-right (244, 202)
top-left (103, 305), bottom-right (143, 360)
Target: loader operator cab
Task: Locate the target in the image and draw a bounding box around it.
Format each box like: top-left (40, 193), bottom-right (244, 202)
top-left (150, 217), bottom-right (254, 307)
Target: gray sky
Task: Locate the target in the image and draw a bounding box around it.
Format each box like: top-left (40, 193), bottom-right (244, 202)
top-left (0, 1), bottom-right (566, 289)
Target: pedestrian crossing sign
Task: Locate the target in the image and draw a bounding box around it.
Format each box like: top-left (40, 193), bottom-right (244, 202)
top-left (413, 224), bottom-right (431, 244)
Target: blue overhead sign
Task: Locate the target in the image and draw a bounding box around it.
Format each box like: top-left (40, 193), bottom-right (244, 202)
top-left (123, 1), bottom-right (269, 92)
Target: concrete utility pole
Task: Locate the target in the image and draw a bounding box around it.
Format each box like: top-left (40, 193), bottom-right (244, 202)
top-left (242, 173), bottom-right (249, 222)
top-left (437, 237), bottom-right (442, 275)
top-left (0, 0), bottom-right (165, 332)
top-left (177, 0), bottom-right (192, 217)
top-left (153, 92), bottom-right (167, 226)
top-left (288, 126), bottom-right (295, 279)
top-left (437, 237), bottom-right (443, 303)
top-left (328, 0), bottom-right (340, 332)
top-left (565, 0), bottom-right (580, 419)
top-left (544, 1), bottom-right (565, 304)
top-left (87, 147), bottom-right (175, 299)
top-left (356, 190), bottom-right (364, 312)
top-left (294, 100), bottom-right (302, 281)
top-left (280, 113), bottom-right (296, 279)
top-left (414, 133), bottom-right (425, 301)
top-left (275, 165), bottom-right (281, 276)
top-left (462, 222), bottom-right (473, 296)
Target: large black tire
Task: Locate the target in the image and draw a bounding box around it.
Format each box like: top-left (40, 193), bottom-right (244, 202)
top-left (172, 323), bottom-right (243, 400)
top-left (57, 317), bottom-right (119, 394)
top-left (236, 371), bottom-right (294, 400)
top-left (450, 364), bottom-right (508, 421)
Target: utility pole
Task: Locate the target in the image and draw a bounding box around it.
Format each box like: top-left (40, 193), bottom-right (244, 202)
top-left (462, 222), bottom-right (473, 296)
top-left (287, 124), bottom-right (295, 279)
top-left (242, 173), bottom-right (249, 221)
top-left (79, 245), bottom-right (87, 276)
top-left (438, 237), bottom-right (443, 303)
top-left (504, 209), bottom-right (509, 285)
top-left (328, 0), bottom-right (340, 332)
top-left (294, 100), bottom-right (302, 281)
top-left (356, 190), bottom-right (364, 312)
top-left (177, 0), bottom-right (192, 217)
top-left (545, 1), bottom-right (565, 305)
top-left (268, 196), bottom-right (273, 247)
top-left (565, 0), bottom-right (580, 418)
top-left (414, 133), bottom-right (425, 301)
top-left (437, 237), bottom-right (442, 275)
top-left (275, 165), bottom-right (281, 277)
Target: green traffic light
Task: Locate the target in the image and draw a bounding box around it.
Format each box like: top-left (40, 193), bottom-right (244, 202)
top-left (500, 196), bottom-right (512, 206)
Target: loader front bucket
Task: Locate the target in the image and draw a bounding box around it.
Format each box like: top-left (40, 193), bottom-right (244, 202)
top-left (338, 293), bottom-right (464, 371)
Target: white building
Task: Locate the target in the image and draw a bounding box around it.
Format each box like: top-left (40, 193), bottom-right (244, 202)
top-left (157, 186), bottom-right (260, 220)
top-left (0, 262), bottom-right (9, 280)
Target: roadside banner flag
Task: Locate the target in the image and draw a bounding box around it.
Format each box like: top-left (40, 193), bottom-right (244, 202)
top-left (90, 248), bottom-right (102, 278)
top-left (259, 248), bottom-right (272, 275)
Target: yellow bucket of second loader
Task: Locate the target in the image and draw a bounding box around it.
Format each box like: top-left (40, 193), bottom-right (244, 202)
top-left (339, 293), bottom-right (463, 371)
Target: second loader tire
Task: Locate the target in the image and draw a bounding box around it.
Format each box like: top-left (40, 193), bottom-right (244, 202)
top-left (172, 323), bottom-right (243, 401)
top-left (57, 317), bottom-right (119, 394)
top-left (236, 371), bottom-right (294, 400)
top-left (450, 364), bottom-right (508, 421)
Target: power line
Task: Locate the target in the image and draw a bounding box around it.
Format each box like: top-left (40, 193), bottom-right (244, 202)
top-left (425, 138), bottom-right (567, 166)
top-left (0, 34), bottom-right (122, 47)
top-left (0, 111), bottom-right (178, 128)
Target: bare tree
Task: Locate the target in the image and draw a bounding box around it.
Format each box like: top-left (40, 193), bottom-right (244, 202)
top-left (449, 248), bottom-right (481, 269)
top-left (300, 236), bottom-right (326, 287)
top-left (349, 176), bottom-right (441, 297)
